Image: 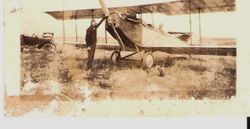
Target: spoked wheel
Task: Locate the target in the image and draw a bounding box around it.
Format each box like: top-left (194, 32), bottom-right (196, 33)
top-left (42, 43), bottom-right (56, 52)
top-left (110, 51), bottom-right (121, 63)
top-left (142, 52), bottom-right (154, 68)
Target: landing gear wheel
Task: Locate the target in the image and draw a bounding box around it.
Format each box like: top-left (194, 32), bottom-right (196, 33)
top-left (42, 43), bottom-right (56, 52)
top-left (110, 51), bottom-right (121, 63)
top-left (142, 52), bottom-right (154, 68)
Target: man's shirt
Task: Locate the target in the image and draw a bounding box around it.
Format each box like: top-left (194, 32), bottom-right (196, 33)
top-left (85, 17), bottom-right (106, 47)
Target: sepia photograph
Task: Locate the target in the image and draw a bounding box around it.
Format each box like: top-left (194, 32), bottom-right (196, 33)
top-left (3, 0), bottom-right (240, 117)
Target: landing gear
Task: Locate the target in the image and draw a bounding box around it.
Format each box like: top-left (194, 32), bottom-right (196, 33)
top-left (110, 51), bottom-right (121, 63)
top-left (142, 52), bottom-right (154, 68)
top-left (110, 50), bottom-right (154, 68)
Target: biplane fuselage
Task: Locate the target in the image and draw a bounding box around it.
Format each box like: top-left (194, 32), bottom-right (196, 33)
top-left (106, 11), bottom-right (189, 50)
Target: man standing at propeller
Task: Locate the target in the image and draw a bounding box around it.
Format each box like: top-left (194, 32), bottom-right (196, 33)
top-left (85, 16), bottom-right (107, 71)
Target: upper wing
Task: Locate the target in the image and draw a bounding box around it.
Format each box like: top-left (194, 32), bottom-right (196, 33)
top-left (46, 9), bottom-right (104, 20)
top-left (129, 0), bottom-right (235, 15)
top-left (46, 0), bottom-right (235, 20)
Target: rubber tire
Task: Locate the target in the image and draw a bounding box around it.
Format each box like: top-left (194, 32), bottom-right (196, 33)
top-left (142, 52), bottom-right (154, 68)
top-left (110, 51), bottom-right (121, 63)
top-left (42, 43), bottom-right (56, 52)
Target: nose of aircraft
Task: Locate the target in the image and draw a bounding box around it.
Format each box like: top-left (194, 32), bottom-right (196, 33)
top-left (106, 12), bottom-right (121, 28)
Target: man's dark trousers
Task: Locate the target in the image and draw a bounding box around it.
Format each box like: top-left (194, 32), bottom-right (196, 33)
top-left (86, 43), bottom-right (96, 70)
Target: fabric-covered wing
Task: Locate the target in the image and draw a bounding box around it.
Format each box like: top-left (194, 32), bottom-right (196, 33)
top-left (128, 0), bottom-right (235, 15)
top-left (46, 9), bottom-right (104, 20)
top-left (46, 0), bottom-right (235, 20)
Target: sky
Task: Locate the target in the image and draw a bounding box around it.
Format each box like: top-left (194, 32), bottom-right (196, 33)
top-left (6, 0), bottom-right (237, 39)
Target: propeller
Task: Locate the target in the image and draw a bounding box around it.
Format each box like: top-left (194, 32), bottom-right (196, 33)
top-left (98, 0), bottom-right (125, 49)
top-left (98, 0), bottom-right (110, 16)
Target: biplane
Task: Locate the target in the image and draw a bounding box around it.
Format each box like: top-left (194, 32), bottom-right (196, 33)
top-left (46, 0), bottom-right (236, 68)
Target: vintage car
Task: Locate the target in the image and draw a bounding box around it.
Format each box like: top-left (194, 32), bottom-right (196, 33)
top-left (20, 32), bottom-right (56, 51)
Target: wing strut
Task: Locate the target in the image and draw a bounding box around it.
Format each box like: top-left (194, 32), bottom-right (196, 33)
top-left (74, 18), bottom-right (78, 42)
top-left (62, 0), bottom-right (66, 44)
top-left (91, 9), bottom-right (94, 19)
top-left (151, 13), bottom-right (154, 27)
top-left (74, 11), bottom-right (78, 42)
top-left (151, 5), bottom-right (155, 27)
top-left (139, 6), bottom-right (143, 19)
top-left (189, 0), bottom-right (193, 45)
top-left (62, 13), bottom-right (65, 44)
top-left (198, 8), bottom-right (202, 45)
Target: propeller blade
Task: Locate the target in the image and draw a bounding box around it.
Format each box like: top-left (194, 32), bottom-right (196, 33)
top-left (98, 0), bottom-right (110, 16)
top-left (110, 23), bottom-right (125, 49)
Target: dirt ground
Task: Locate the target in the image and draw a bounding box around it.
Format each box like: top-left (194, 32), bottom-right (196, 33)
top-left (4, 44), bottom-right (236, 117)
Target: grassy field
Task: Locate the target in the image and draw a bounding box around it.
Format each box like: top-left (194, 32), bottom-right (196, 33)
top-left (20, 44), bottom-right (236, 100)
top-left (4, 43), bottom-right (236, 116)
